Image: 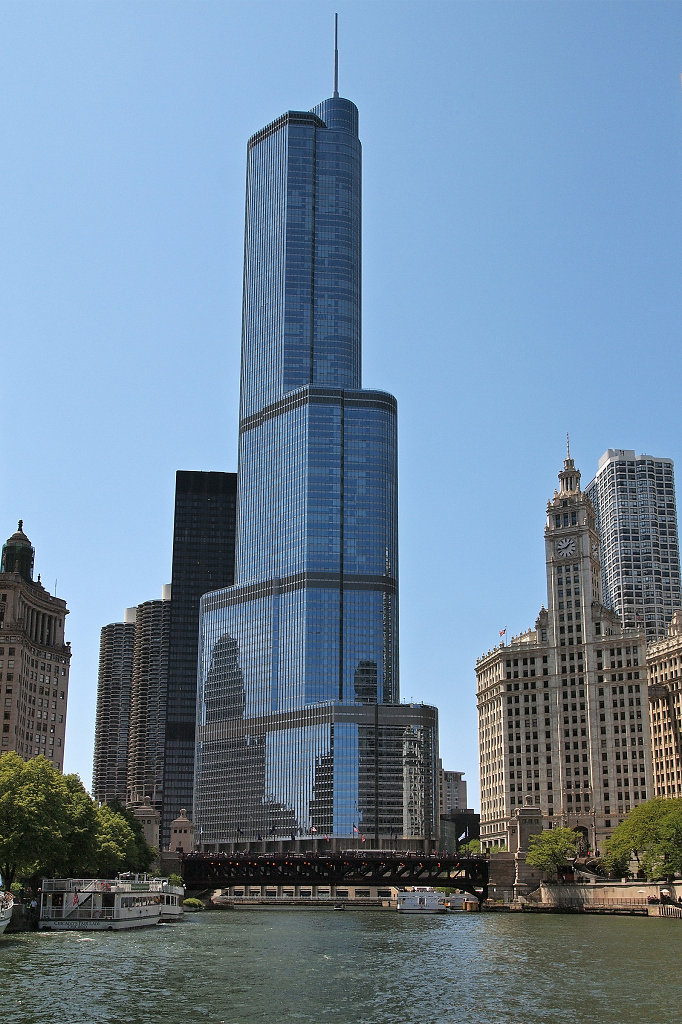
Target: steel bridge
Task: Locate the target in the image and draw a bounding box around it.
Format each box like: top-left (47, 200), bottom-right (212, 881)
top-left (182, 851), bottom-right (489, 901)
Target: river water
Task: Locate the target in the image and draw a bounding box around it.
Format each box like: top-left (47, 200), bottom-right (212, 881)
top-left (1, 909), bottom-right (679, 1024)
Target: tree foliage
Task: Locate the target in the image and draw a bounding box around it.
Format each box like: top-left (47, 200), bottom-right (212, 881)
top-left (602, 798), bottom-right (682, 879)
top-left (0, 753), bottom-right (71, 887)
top-left (0, 753), bottom-right (156, 887)
top-left (105, 799), bottom-right (155, 872)
top-left (525, 827), bottom-right (579, 878)
top-left (92, 804), bottom-right (138, 878)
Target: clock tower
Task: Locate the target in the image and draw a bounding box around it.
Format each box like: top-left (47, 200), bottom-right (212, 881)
top-left (545, 448), bottom-right (604, 648)
top-left (477, 448), bottom-right (653, 854)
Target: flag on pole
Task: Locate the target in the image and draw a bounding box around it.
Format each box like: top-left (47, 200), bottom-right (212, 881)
top-left (353, 824), bottom-right (359, 834)
top-left (310, 826), bottom-right (317, 833)
top-left (499, 628), bottom-right (507, 637)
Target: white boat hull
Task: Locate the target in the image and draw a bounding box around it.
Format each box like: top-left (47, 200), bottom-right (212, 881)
top-left (0, 895), bottom-right (13, 935)
top-left (396, 889), bottom-right (447, 914)
top-left (41, 911), bottom-right (161, 931)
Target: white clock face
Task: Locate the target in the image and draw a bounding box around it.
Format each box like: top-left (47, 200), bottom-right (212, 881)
top-left (556, 537), bottom-right (577, 558)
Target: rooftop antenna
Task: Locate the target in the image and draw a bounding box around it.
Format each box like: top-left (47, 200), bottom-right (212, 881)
top-left (333, 13), bottom-right (339, 98)
top-left (566, 432), bottom-right (571, 459)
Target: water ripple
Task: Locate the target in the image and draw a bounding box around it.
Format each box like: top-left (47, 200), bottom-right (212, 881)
top-left (0, 911), bottom-right (679, 1024)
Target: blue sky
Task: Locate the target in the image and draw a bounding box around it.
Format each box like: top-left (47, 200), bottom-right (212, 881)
top-left (2, 1), bottom-right (681, 808)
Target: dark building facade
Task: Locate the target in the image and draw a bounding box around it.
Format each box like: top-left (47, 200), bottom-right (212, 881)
top-left (92, 471), bottom-right (236, 844)
top-left (194, 81), bottom-right (438, 849)
top-left (162, 470), bottom-right (237, 845)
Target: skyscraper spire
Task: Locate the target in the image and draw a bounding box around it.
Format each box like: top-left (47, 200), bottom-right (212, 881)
top-left (333, 13), bottom-right (339, 98)
top-left (194, 67), bottom-right (437, 853)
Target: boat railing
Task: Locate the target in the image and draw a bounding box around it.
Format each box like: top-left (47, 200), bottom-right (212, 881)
top-left (42, 907), bottom-right (117, 921)
top-left (41, 877), bottom-right (170, 894)
top-left (41, 879), bottom-right (115, 893)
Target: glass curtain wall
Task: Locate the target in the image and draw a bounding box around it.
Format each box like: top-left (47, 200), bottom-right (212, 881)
top-left (195, 94), bottom-right (434, 848)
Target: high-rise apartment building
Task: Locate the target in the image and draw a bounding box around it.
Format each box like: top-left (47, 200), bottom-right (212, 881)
top-left (438, 764), bottom-right (468, 815)
top-left (0, 521), bottom-right (70, 770)
top-left (92, 611), bottom-right (136, 804)
top-left (126, 586), bottom-right (171, 811)
top-left (585, 450), bottom-right (681, 640)
top-left (647, 609), bottom-right (682, 799)
top-left (162, 470), bottom-right (237, 846)
top-left (194, 77), bottom-right (438, 849)
top-left (476, 455), bottom-right (653, 852)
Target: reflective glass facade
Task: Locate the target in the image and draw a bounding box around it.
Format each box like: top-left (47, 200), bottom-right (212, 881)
top-left (195, 95), bottom-right (436, 847)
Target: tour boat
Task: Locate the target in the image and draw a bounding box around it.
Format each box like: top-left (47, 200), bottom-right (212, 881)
top-left (396, 886), bottom-right (447, 914)
top-left (39, 875), bottom-right (184, 931)
top-left (0, 892), bottom-right (13, 936)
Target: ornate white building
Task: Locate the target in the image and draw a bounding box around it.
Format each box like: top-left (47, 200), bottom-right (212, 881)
top-left (647, 609), bottom-right (682, 799)
top-left (0, 521), bottom-right (70, 769)
top-left (476, 454), bottom-right (653, 852)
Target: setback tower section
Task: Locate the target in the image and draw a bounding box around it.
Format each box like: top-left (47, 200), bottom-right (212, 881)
top-left (195, 93), bottom-right (437, 850)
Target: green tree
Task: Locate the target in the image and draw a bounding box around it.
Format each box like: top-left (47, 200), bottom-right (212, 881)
top-left (105, 799), bottom-right (155, 872)
top-left (525, 827), bottom-right (580, 879)
top-left (460, 839), bottom-right (481, 854)
top-left (0, 753), bottom-right (160, 886)
top-left (47, 774), bottom-right (98, 877)
top-left (603, 798), bottom-right (682, 880)
top-left (0, 753), bottom-right (71, 888)
top-left (91, 804), bottom-right (138, 878)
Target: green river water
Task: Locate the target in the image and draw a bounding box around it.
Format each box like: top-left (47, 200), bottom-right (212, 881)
top-left (1, 909), bottom-right (679, 1024)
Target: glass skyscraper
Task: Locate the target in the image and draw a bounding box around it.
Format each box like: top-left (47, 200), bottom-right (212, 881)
top-left (194, 88), bottom-right (437, 849)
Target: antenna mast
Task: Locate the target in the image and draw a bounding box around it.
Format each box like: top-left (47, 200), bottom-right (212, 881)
top-left (333, 13), bottom-right (339, 98)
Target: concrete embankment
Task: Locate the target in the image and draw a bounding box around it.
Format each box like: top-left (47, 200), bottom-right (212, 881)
top-left (519, 880), bottom-right (682, 917)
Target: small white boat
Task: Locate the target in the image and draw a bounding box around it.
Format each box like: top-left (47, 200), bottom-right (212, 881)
top-left (0, 892), bottom-right (13, 936)
top-left (444, 892), bottom-right (469, 911)
top-left (39, 876), bottom-right (184, 931)
top-left (396, 886), bottom-right (447, 914)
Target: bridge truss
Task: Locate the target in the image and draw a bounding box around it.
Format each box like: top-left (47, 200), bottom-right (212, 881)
top-left (182, 851), bottom-right (489, 901)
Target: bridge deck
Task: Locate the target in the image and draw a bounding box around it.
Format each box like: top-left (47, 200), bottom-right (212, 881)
top-left (182, 852), bottom-right (489, 900)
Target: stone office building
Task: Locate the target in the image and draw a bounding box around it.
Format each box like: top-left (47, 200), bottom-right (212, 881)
top-left (0, 521), bottom-right (70, 769)
top-left (647, 608), bottom-right (682, 799)
top-left (476, 454), bottom-right (653, 853)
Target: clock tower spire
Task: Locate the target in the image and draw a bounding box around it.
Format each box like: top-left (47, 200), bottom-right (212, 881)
top-left (545, 451), bottom-right (604, 645)
top-left (477, 451), bottom-right (652, 855)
